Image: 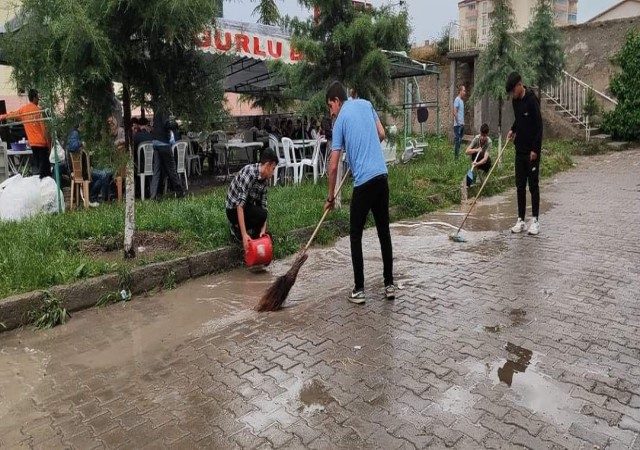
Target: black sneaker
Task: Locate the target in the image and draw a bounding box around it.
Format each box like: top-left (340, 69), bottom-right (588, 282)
top-left (349, 288), bottom-right (366, 304)
top-left (384, 285), bottom-right (396, 300)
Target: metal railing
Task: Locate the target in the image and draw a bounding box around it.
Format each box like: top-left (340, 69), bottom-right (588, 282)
top-left (544, 70), bottom-right (618, 141)
top-left (448, 22), bottom-right (487, 53)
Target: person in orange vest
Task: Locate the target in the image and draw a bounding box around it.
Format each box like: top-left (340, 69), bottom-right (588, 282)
top-left (0, 89), bottom-right (51, 178)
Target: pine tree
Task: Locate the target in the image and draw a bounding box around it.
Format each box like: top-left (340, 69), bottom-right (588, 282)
top-left (602, 31), bottom-right (640, 140)
top-left (276, 0), bottom-right (411, 115)
top-left (472, 0), bottom-right (526, 141)
top-left (524, 0), bottom-right (565, 98)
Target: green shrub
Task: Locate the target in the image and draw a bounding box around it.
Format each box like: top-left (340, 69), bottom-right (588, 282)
top-left (602, 31), bottom-right (640, 141)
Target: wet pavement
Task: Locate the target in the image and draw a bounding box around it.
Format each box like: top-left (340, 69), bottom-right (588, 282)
top-left (2, 150), bottom-right (640, 449)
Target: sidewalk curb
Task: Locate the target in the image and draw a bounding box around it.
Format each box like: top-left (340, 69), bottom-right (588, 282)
top-left (0, 220), bottom-right (349, 333)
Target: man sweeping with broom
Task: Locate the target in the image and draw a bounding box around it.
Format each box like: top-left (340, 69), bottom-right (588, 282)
top-left (255, 82), bottom-right (394, 312)
top-left (324, 81), bottom-right (395, 304)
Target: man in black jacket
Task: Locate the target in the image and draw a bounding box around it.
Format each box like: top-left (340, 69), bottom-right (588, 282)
top-left (506, 72), bottom-right (543, 236)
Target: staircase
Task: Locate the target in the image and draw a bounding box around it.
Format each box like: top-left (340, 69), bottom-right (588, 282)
top-left (543, 71), bottom-right (622, 146)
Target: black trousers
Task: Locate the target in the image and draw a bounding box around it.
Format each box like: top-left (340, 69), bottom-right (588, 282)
top-left (151, 145), bottom-right (184, 199)
top-left (226, 205), bottom-right (268, 238)
top-left (350, 174), bottom-right (394, 290)
top-left (31, 146), bottom-right (51, 179)
top-left (515, 152), bottom-right (540, 220)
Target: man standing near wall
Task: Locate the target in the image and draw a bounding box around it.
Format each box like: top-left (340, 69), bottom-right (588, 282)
top-left (453, 84), bottom-right (466, 159)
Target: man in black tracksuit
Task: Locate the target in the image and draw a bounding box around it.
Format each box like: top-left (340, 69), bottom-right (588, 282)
top-left (506, 72), bottom-right (543, 236)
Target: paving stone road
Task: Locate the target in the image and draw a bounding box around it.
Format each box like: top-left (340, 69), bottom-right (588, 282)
top-left (1, 150), bottom-right (640, 449)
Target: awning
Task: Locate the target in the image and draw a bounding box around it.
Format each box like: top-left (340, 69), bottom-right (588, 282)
top-left (382, 50), bottom-right (441, 79)
top-left (196, 18), bottom-right (302, 95)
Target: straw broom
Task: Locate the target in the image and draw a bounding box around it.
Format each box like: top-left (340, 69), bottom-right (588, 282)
top-left (256, 170), bottom-right (351, 312)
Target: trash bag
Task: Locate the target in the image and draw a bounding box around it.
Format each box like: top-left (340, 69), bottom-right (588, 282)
top-left (40, 176), bottom-right (64, 214)
top-left (0, 175), bottom-right (64, 221)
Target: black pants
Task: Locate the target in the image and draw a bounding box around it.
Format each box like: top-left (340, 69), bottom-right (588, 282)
top-left (226, 205), bottom-right (268, 238)
top-left (350, 174), bottom-right (394, 290)
top-left (151, 145), bottom-right (184, 199)
top-left (515, 152), bottom-right (540, 220)
top-left (31, 146), bottom-right (51, 179)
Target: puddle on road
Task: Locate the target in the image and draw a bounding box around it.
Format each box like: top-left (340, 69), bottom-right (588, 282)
top-left (0, 347), bottom-right (50, 420)
top-left (297, 379), bottom-right (335, 414)
top-left (58, 269), bottom-right (276, 370)
top-left (464, 344), bottom-right (581, 430)
top-left (425, 194), bottom-right (555, 233)
top-left (497, 342), bottom-right (533, 387)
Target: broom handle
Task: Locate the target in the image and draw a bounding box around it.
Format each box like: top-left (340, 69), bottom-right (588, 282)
top-left (302, 169), bottom-right (351, 253)
top-left (455, 139), bottom-right (511, 235)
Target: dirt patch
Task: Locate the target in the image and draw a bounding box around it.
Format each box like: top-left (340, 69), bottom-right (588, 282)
top-left (79, 231), bottom-right (184, 256)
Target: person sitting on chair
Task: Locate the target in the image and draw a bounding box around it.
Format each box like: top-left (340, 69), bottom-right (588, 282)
top-left (67, 124), bottom-right (113, 205)
top-left (464, 123), bottom-right (492, 187)
top-left (225, 148), bottom-right (278, 251)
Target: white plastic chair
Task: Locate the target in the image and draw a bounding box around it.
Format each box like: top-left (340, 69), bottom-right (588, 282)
top-left (269, 134), bottom-right (287, 186)
top-left (186, 139), bottom-right (202, 176)
top-left (137, 142), bottom-right (154, 201)
top-left (411, 138), bottom-right (428, 155)
top-left (300, 139), bottom-right (321, 184)
top-left (281, 137), bottom-right (302, 185)
top-left (212, 131), bottom-right (228, 169)
top-left (173, 141), bottom-right (189, 190)
top-left (382, 139), bottom-right (398, 165)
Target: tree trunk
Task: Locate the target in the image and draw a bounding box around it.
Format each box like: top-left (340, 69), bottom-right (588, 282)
top-left (122, 82), bottom-right (136, 259)
top-left (498, 98), bottom-right (503, 166)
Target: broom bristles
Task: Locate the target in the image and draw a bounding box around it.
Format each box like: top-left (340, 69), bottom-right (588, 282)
top-left (255, 253), bottom-right (309, 312)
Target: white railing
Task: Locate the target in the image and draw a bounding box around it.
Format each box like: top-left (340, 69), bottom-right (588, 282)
top-left (448, 22), bottom-right (487, 53)
top-left (544, 70), bottom-right (618, 141)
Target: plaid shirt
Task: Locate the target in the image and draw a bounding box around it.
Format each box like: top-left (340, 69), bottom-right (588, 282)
top-left (225, 164), bottom-right (268, 210)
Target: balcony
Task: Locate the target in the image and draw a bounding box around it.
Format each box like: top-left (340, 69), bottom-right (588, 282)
top-left (448, 22), bottom-right (486, 54)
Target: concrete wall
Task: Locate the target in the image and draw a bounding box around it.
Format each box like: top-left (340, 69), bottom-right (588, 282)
top-left (561, 16), bottom-right (640, 97)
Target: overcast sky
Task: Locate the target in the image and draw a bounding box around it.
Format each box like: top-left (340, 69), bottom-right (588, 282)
top-left (224, 0), bottom-right (621, 45)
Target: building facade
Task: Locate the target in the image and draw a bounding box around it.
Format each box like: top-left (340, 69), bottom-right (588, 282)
top-left (586, 0), bottom-right (640, 23)
top-left (458, 0), bottom-right (578, 46)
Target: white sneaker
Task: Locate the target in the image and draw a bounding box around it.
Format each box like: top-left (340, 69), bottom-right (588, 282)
top-left (89, 201), bottom-right (100, 208)
top-left (511, 218), bottom-right (526, 234)
top-left (528, 218), bottom-right (540, 235)
top-left (349, 288), bottom-right (366, 304)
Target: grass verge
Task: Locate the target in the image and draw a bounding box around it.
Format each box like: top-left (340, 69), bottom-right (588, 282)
top-left (0, 136), bottom-right (575, 299)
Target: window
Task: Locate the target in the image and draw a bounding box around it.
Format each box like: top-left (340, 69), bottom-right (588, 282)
top-left (568, 13), bottom-right (577, 23)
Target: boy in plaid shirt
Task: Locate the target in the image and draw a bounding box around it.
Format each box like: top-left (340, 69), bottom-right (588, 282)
top-left (225, 148), bottom-right (278, 250)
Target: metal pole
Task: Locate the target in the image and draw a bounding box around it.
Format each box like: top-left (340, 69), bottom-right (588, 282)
top-left (436, 73), bottom-right (441, 137)
top-left (403, 77), bottom-right (408, 150)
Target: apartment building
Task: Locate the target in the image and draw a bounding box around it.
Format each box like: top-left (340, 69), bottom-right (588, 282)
top-left (458, 0), bottom-right (578, 45)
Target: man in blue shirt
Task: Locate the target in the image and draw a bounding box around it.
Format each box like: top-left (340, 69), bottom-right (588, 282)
top-left (324, 81), bottom-right (395, 304)
top-left (453, 84), bottom-right (466, 158)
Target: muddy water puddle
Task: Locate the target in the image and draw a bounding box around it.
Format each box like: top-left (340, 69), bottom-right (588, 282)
top-left (412, 193), bottom-right (555, 233)
top-left (461, 344), bottom-right (581, 430)
top-left (297, 379), bottom-right (336, 414)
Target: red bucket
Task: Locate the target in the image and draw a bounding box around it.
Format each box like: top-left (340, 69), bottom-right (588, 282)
top-left (245, 235), bottom-right (273, 268)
